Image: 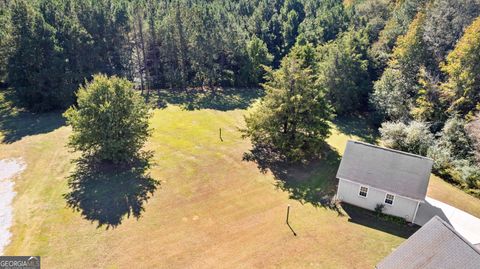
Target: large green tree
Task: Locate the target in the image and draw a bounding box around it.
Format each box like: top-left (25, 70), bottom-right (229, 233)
top-left (0, 2), bottom-right (12, 83)
top-left (442, 16), bottom-right (480, 116)
top-left (64, 75), bottom-right (151, 163)
top-left (371, 12), bottom-right (427, 121)
top-left (317, 30), bottom-right (371, 115)
top-left (7, 0), bottom-right (67, 111)
top-left (244, 36), bottom-right (273, 85)
top-left (243, 53), bottom-right (332, 161)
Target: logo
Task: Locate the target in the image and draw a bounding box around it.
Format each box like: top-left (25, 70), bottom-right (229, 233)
top-left (0, 256), bottom-right (40, 269)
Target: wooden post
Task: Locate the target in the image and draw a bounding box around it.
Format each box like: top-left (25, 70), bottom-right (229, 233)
top-left (286, 204), bottom-right (290, 224)
top-left (219, 128), bottom-right (223, 142)
top-left (286, 204), bottom-right (297, 236)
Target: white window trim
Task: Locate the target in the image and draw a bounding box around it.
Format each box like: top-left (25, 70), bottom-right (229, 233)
top-left (358, 185), bottom-right (369, 198)
top-left (384, 193), bottom-right (395, 206)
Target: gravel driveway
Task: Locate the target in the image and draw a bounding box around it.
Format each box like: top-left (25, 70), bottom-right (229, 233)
top-left (0, 158), bottom-right (26, 255)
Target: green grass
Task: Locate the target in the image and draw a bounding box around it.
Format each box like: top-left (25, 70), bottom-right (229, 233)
top-left (1, 92), bottom-right (480, 268)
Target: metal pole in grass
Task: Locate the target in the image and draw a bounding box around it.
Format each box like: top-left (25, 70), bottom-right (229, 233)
top-left (286, 204), bottom-right (297, 236)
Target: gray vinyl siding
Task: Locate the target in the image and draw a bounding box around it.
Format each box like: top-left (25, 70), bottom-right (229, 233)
top-left (337, 178), bottom-right (419, 222)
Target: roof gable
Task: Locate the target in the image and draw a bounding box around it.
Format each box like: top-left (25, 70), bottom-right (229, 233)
top-left (336, 140), bottom-right (433, 200)
top-left (377, 216), bottom-right (480, 269)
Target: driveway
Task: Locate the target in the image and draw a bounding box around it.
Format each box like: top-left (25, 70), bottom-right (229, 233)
top-left (415, 196), bottom-right (480, 245)
top-left (0, 158), bottom-right (26, 255)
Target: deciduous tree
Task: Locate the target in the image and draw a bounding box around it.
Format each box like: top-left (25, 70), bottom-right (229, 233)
top-left (64, 75), bottom-right (151, 163)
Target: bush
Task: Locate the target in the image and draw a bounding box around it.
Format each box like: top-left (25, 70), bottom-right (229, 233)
top-left (380, 120), bottom-right (434, 156)
top-left (375, 203), bottom-right (385, 215)
top-left (452, 159), bottom-right (480, 189)
top-left (428, 134), bottom-right (479, 191)
top-left (64, 74), bottom-right (151, 163)
top-left (436, 117), bottom-right (475, 160)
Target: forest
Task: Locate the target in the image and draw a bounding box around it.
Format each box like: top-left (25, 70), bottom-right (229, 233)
top-left (0, 0), bottom-right (480, 195)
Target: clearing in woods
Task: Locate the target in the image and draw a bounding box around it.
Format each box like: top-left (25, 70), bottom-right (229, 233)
top-left (1, 90), bottom-right (480, 268)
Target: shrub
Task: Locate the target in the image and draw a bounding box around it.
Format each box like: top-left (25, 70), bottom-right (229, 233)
top-left (380, 120), bottom-right (434, 156)
top-left (436, 117), bottom-right (475, 160)
top-left (375, 203), bottom-right (385, 215)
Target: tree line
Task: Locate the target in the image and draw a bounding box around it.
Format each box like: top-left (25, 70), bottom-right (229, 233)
top-left (1, 0), bottom-right (480, 193)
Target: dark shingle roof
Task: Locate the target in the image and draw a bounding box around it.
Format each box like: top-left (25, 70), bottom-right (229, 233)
top-left (336, 140), bottom-right (433, 200)
top-left (376, 216), bottom-right (480, 269)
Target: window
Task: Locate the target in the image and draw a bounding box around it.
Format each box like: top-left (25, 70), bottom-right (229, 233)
top-left (359, 186), bottom-right (368, 197)
top-left (385, 193), bottom-right (395, 205)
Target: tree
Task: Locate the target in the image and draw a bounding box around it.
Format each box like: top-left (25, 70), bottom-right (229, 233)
top-left (411, 67), bottom-right (448, 128)
top-left (7, 0), bottom-right (67, 111)
top-left (436, 116), bottom-right (474, 160)
top-left (245, 36), bottom-right (273, 84)
top-left (317, 30), bottom-right (371, 115)
top-left (353, 0), bottom-right (391, 43)
top-left (243, 53), bottom-right (332, 161)
top-left (390, 12), bottom-right (427, 82)
top-left (422, 0), bottom-right (480, 71)
top-left (280, 0), bottom-right (304, 53)
top-left (64, 74), bottom-right (151, 163)
top-left (379, 120), bottom-right (434, 156)
top-left (441, 16), bottom-right (480, 116)
top-left (370, 68), bottom-right (412, 120)
top-left (0, 2), bottom-right (12, 83)
top-left (298, 0), bottom-right (348, 45)
top-left (371, 12), bottom-right (427, 121)
top-left (369, 0), bottom-right (427, 74)
top-left (428, 116), bottom-right (478, 189)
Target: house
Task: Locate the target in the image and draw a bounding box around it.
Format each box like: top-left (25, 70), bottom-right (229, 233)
top-left (335, 140), bottom-right (434, 223)
top-left (376, 216), bottom-right (480, 269)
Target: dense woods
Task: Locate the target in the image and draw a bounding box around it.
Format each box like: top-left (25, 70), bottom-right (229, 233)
top-left (1, 0), bottom-right (480, 193)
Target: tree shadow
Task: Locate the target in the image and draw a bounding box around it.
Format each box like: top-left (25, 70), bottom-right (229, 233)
top-left (332, 114), bottom-right (379, 144)
top-left (64, 154), bottom-right (160, 229)
top-left (0, 90), bottom-right (65, 143)
top-left (342, 204), bottom-right (419, 239)
top-left (152, 87), bottom-right (263, 111)
top-left (243, 142), bottom-right (342, 209)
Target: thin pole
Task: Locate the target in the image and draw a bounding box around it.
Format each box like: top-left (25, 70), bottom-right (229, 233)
top-left (286, 204), bottom-right (290, 224)
top-left (286, 204), bottom-right (297, 236)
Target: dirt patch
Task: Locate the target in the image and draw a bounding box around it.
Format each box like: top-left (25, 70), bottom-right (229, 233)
top-left (0, 158), bottom-right (26, 255)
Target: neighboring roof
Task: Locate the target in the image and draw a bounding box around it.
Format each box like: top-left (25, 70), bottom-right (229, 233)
top-left (376, 216), bottom-right (480, 269)
top-left (414, 197), bottom-right (480, 245)
top-left (336, 140), bottom-right (433, 201)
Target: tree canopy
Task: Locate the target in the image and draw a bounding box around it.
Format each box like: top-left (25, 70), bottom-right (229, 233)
top-left (64, 74), bottom-right (151, 163)
top-left (243, 51), bottom-right (332, 161)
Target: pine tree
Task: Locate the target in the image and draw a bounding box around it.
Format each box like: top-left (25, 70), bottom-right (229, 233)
top-left (243, 53), bottom-right (332, 161)
top-left (317, 30), bottom-right (371, 115)
top-left (8, 0), bottom-right (67, 111)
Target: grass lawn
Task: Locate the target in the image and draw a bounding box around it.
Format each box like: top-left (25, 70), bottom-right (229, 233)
top-left (1, 92), bottom-right (480, 268)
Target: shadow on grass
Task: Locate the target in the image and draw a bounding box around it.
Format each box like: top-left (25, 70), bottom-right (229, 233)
top-left (152, 87), bottom-right (263, 111)
top-left (342, 204), bottom-right (419, 239)
top-left (332, 115), bottom-right (379, 144)
top-left (64, 154), bottom-right (160, 229)
top-left (243, 143), bottom-right (341, 209)
top-left (0, 89), bottom-right (65, 143)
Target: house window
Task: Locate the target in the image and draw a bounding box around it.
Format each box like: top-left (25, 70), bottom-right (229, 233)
top-left (359, 186), bottom-right (368, 197)
top-left (385, 193), bottom-right (395, 205)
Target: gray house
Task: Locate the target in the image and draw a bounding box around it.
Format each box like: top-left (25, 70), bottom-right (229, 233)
top-left (336, 140), bottom-right (434, 223)
top-left (376, 216), bottom-right (480, 269)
